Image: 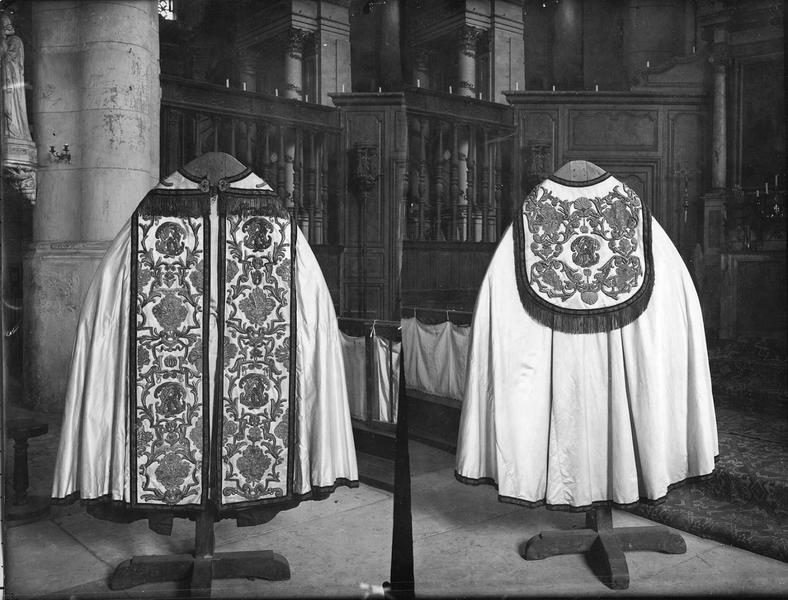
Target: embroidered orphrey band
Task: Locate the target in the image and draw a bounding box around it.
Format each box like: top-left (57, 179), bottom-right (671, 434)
top-left (130, 191), bottom-right (211, 508)
top-left (216, 192), bottom-right (297, 508)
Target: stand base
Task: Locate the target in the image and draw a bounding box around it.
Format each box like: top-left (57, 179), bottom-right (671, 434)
top-left (5, 495), bottom-right (51, 525)
top-left (109, 550), bottom-right (290, 597)
top-left (523, 524), bottom-right (686, 590)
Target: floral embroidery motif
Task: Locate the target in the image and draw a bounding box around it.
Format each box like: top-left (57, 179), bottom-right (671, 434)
top-left (220, 211), bottom-right (294, 504)
top-left (152, 293), bottom-right (188, 331)
top-left (523, 184), bottom-right (644, 306)
top-left (133, 214), bottom-right (205, 507)
top-left (238, 288), bottom-right (277, 325)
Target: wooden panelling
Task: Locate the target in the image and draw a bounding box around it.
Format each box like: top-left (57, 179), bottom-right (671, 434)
top-left (402, 241), bottom-right (496, 311)
top-left (568, 109), bottom-right (659, 151)
top-left (720, 252), bottom-right (788, 340)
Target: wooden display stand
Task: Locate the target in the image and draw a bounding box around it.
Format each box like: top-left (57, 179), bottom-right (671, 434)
top-left (523, 504), bottom-right (685, 590)
top-left (109, 153), bottom-right (290, 598)
top-left (523, 160), bottom-right (687, 590)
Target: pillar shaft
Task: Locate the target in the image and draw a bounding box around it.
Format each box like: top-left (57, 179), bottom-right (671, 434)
top-left (285, 28), bottom-right (308, 100)
top-left (457, 26), bottom-right (481, 97)
top-left (26, 0), bottom-right (159, 411)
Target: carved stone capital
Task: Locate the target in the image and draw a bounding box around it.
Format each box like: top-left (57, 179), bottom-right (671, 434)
top-left (457, 25), bottom-right (484, 59)
top-left (286, 28), bottom-right (312, 60)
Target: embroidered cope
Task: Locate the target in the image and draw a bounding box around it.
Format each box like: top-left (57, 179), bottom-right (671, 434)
top-left (53, 167), bottom-right (358, 518)
top-left (455, 172), bottom-right (718, 510)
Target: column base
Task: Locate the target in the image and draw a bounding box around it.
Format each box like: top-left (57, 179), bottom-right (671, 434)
top-left (23, 242), bottom-right (109, 412)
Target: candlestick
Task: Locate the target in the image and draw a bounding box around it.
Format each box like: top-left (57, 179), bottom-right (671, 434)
top-left (275, 88), bottom-right (279, 96)
top-left (225, 78), bottom-right (230, 87)
top-left (756, 190), bottom-right (760, 197)
top-left (595, 84), bottom-right (599, 91)
top-left (551, 85), bottom-right (556, 91)
top-left (378, 86), bottom-right (382, 93)
top-left (417, 78), bottom-right (421, 88)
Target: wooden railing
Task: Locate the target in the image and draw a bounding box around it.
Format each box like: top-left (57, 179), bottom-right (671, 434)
top-left (160, 76), bottom-right (342, 246)
top-left (401, 86), bottom-right (515, 243)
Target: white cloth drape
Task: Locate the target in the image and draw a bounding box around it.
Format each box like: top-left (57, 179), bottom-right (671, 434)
top-left (456, 216), bottom-right (718, 509)
top-left (374, 336), bottom-right (400, 423)
top-left (401, 318), bottom-right (470, 400)
top-left (340, 331), bottom-right (367, 420)
top-left (52, 170), bottom-right (358, 502)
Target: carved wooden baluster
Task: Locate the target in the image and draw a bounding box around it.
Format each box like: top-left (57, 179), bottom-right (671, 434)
top-left (480, 129), bottom-right (491, 242)
top-left (450, 126), bottom-right (459, 241)
top-left (467, 124), bottom-right (479, 242)
top-left (277, 126), bottom-right (289, 214)
top-left (433, 121), bottom-right (445, 241)
top-left (493, 141), bottom-right (502, 240)
top-left (244, 121), bottom-right (255, 167)
top-left (319, 133), bottom-right (329, 244)
top-left (418, 118), bottom-right (429, 240)
top-left (306, 131), bottom-right (318, 243)
top-left (294, 128), bottom-right (308, 239)
top-left (261, 126), bottom-right (272, 185)
top-left (406, 117), bottom-right (420, 241)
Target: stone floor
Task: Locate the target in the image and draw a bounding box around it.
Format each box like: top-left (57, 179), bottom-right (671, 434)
top-left (4, 416), bottom-right (788, 598)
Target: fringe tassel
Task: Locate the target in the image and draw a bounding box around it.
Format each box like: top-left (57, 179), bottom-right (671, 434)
top-left (136, 191), bottom-right (210, 217)
top-left (221, 190), bottom-right (289, 218)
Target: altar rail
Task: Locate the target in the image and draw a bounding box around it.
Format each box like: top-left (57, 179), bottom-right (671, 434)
top-left (160, 76), bottom-right (342, 246)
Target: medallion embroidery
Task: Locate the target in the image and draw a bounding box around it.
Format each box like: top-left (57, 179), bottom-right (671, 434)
top-left (219, 210), bottom-right (294, 505)
top-left (522, 184), bottom-right (644, 306)
top-left (132, 214), bottom-right (207, 507)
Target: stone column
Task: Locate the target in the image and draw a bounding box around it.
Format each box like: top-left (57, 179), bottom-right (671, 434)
top-left (284, 27), bottom-right (309, 100)
top-left (457, 25), bottom-right (482, 97)
top-left (238, 51), bottom-right (258, 93)
top-left (317, 1), bottom-right (351, 103)
top-left (709, 43), bottom-right (729, 189)
top-left (25, 0), bottom-right (159, 411)
top-left (490, 0), bottom-right (524, 101)
top-left (413, 47), bottom-right (430, 88)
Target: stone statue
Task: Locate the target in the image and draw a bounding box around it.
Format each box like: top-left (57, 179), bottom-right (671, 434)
top-left (1, 11), bottom-right (36, 205)
top-left (1, 12), bottom-right (32, 142)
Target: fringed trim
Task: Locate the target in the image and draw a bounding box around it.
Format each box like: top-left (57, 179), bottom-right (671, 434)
top-left (219, 189), bottom-right (289, 218)
top-left (513, 188), bottom-right (655, 335)
top-left (136, 190), bottom-right (211, 217)
top-left (455, 464), bottom-right (717, 513)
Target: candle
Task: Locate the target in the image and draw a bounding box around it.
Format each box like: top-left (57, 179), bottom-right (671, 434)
top-left (378, 86), bottom-right (382, 93)
top-left (551, 85), bottom-right (556, 91)
top-left (275, 88), bottom-right (279, 96)
top-left (225, 78), bottom-right (230, 87)
top-left (449, 85), bottom-right (453, 94)
top-left (595, 84), bottom-right (599, 91)
top-left (417, 78), bottom-right (421, 87)
top-left (242, 81), bottom-right (247, 91)
top-left (342, 83), bottom-right (345, 92)
top-left (305, 94), bottom-right (309, 102)
top-left (515, 81), bottom-right (519, 91)
top-left (646, 60), bottom-right (650, 68)
top-left (692, 45), bottom-right (696, 54)
top-left (765, 182), bottom-right (769, 194)
top-left (757, 190), bottom-right (760, 197)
